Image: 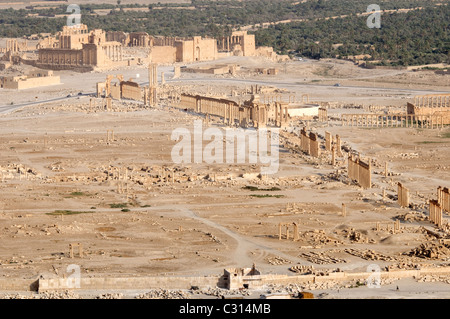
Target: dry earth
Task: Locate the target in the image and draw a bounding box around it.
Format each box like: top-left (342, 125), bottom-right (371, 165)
top-left (0, 53), bottom-right (449, 298)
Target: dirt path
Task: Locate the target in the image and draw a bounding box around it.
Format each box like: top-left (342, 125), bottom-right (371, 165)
top-left (177, 208), bottom-right (309, 268)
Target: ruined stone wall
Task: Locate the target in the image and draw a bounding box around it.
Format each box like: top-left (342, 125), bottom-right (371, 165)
top-left (39, 276), bottom-right (223, 292)
top-left (60, 33), bottom-right (88, 50)
top-left (37, 43), bottom-right (104, 71)
top-left (175, 40), bottom-right (193, 62)
top-left (358, 160), bottom-right (371, 189)
top-left (151, 46), bottom-right (177, 64)
top-left (35, 266), bottom-right (450, 292)
top-left (348, 155), bottom-right (371, 189)
top-left (192, 37), bottom-right (217, 62)
top-left (38, 48), bottom-right (84, 68)
top-left (398, 182), bottom-right (410, 208)
top-left (1, 74), bottom-right (60, 90)
top-left (0, 279), bottom-right (37, 291)
top-left (241, 33), bottom-right (255, 57)
top-left (174, 37), bottom-right (217, 63)
top-left (110, 84), bottom-right (121, 100)
top-left (179, 94), bottom-right (197, 111)
top-left (106, 31), bottom-right (129, 45)
top-left (121, 81), bottom-right (142, 101)
top-left (300, 128), bottom-right (310, 155)
top-left (309, 132), bottom-right (320, 158)
top-left (153, 36), bottom-right (177, 46)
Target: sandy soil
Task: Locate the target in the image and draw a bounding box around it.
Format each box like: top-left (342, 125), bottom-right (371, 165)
top-left (0, 53), bottom-right (449, 299)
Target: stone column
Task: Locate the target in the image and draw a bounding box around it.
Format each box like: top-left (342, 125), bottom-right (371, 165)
top-left (293, 223), bottom-right (299, 241)
top-left (336, 135), bottom-right (342, 157)
top-left (331, 145), bottom-right (336, 166)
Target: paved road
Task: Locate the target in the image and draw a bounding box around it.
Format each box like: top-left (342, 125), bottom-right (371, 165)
top-left (0, 93), bottom-right (92, 114)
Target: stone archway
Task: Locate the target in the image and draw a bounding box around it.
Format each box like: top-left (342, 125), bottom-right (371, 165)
top-left (105, 74), bottom-right (124, 97)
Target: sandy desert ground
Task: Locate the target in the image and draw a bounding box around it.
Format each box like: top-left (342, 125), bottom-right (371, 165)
top-left (0, 54), bottom-right (449, 299)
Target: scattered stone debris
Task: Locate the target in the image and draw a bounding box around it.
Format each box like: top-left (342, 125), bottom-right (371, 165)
top-left (266, 256), bottom-right (292, 265)
top-left (95, 293), bottom-right (123, 299)
top-left (336, 227), bottom-right (375, 243)
top-left (396, 212), bottom-right (428, 223)
top-left (344, 248), bottom-right (395, 261)
top-left (190, 287), bottom-right (251, 298)
top-left (417, 275), bottom-right (450, 284)
top-left (387, 262), bottom-right (423, 271)
top-left (266, 279), bottom-right (360, 292)
top-left (289, 265), bottom-right (314, 274)
top-left (299, 230), bottom-right (342, 247)
top-left (13, 290), bottom-right (80, 299)
top-left (405, 242), bottom-right (450, 260)
top-left (299, 251), bottom-right (347, 264)
top-left (136, 289), bottom-right (189, 299)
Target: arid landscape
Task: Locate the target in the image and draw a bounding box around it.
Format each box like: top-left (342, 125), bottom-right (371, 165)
top-left (0, 0), bottom-right (449, 301)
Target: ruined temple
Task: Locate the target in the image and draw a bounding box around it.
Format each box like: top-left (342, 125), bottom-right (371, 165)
top-left (36, 24), bottom-right (123, 71)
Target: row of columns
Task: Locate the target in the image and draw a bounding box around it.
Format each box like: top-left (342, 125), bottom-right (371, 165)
top-left (104, 44), bottom-right (123, 62)
top-left (429, 200), bottom-right (443, 228)
top-left (69, 243), bottom-right (84, 258)
top-left (342, 114), bottom-right (446, 129)
top-left (318, 108), bottom-right (328, 122)
top-left (274, 103), bottom-right (289, 127)
top-left (261, 94), bottom-right (309, 104)
top-left (278, 222), bottom-right (299, 241)
top-left (437, 187), bottom-right (450, 212)
top-left (178, 94), bottom-right (270, 129)
top-left (414, 95), bottom-right (450, 108)
top-left (6, 39), bottom-right (24, 52)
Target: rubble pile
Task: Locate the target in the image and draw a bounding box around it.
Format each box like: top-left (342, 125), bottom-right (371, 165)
top-left (95, 293), bottom-right (123, 299)
top-left (136, 289), bottom-right (189, 299)
top-left (406, 242), bottom-right (450, 260)
top-left (344, 248), bottom-right (395, 261)
top-left (337, 228), bottom-right (374, 243)
top-left (192, 287), bottom-right (251, 298)
top-left (289, 265), bottom-right (314, 274)
top-left (417, 275), bottom-right (450, 284)
top-left (299, 230), bottom-right (342, 247)
top-left (37, 290), bottom-right (80, 299)
top-left (387, 262), bottom-right (423, 271)
top-left (266, 256), bottom-right (292, 265)
top-left (299, 251), bottom-right (346, 264)
top-left (395, 212), bottom-right (428, 223)
top-left (266, 279), bottom-right (357, 292)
